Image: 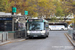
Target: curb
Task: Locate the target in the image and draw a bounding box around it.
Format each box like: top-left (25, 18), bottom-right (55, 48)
top-left (65, 33), bottom-right (75, 46)
top-left (0, 41), bottom-right (11, 46)
top-left (17, 39), bottom-right (25, 42)
top-left (0, 39), bottom-right (25, 46)
top-left (11, 39), bottom-right (25, 43)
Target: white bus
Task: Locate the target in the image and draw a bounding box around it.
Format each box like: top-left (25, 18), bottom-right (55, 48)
top-left (25, 19), bottom-right (49, 38)
top-left (49, 23), bottom-right (68, 30)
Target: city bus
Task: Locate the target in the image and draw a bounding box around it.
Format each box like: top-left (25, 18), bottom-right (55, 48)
top-left (26, 19), bottom-right (49, 38)
top-left (49, 22), bottom-right (68, 30)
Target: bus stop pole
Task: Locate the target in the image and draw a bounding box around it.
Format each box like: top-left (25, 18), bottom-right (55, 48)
top-left (24, 15), bottom-right (27, 39)
top-left (25, 28), bottom-right (27, 39)
top-left (12, 18), bottom-right (15, 31)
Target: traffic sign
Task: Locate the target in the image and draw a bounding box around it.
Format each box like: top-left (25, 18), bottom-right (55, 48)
top-left (24, 11), bottom-right (28, 15)
top-left (12, 7), bottom-right (17, 13)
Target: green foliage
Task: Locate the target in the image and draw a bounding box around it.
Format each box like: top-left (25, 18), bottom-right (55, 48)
top-left (0, 0), bottom-right (74, 18)
top-left (50, 17), bottom-right (57, 22)
top-left (0, 0), bottom-right (6, 11)
top-left (72, 1), bottom-right (75, 5)
top-left (56, 6), bottom-right (64, 16)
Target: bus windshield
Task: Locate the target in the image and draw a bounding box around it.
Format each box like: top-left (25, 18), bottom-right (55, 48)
top-left (27, 22), bottom-right (44, 30)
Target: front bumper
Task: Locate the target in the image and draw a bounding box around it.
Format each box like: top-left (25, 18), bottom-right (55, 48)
top-left (27, 33), bottom-right (46, 37)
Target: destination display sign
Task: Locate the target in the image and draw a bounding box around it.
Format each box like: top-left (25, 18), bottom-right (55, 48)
top-left (28, 19), bottom-right (43, 22)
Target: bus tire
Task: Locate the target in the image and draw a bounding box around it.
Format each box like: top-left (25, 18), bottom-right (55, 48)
top-left (46, 35), bottom-right (48, 37)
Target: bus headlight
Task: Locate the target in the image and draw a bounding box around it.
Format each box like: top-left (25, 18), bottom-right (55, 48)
top-left (41, 30), bottom-right (45, 33)
top-left (27, 31), bottom-right (30, 33)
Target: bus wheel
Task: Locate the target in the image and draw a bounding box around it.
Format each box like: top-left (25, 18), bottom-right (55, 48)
top-left (46, 35), bottom-right (48, 37)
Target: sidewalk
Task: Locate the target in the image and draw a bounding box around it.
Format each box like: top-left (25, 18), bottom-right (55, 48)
top-left (65, 33), bottom-right (75, 46)
top-left (0, 39), bottom-right (25, 46)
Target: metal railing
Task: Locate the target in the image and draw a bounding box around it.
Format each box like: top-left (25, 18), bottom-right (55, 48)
top-left (14, 30), bottom-right (25, 39)
top-left (68, 29), bottom-right (75, 39)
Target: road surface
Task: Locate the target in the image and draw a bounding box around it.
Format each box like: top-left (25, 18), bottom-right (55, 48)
top-left (0, 31), bottom-right (74, 50)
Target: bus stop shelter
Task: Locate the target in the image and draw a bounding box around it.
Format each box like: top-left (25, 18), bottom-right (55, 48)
top-left (0, 15), bottom-right (26, 40)
top-left (0, 15), bottom-right (26, 31)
